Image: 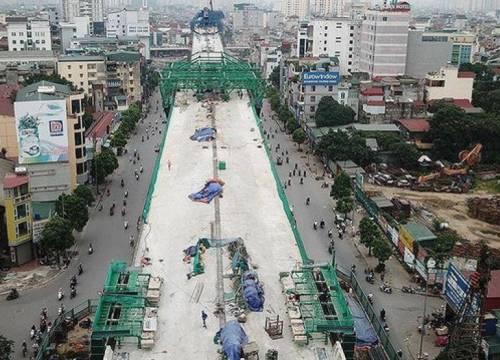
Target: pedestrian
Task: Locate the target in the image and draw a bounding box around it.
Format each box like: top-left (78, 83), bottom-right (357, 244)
top-left (129, 235), bottom-right (135, 248)
top-left (288, 170), bottom-right (292, 177)
top-left (201, 310), bottom-right (208, 328)
top-left (328, 229), bottom-right (333, 238)
top-left (295, 163), bottom-right (298, 170)
top-left (303, 170), bottom-right (307, 177)
top-left (286, 150), bottom-right (288, 155)
top-left (167, 160), bottom-right (172, 170)
top-left (290, 205), bottom-right (294, 216)
top-left (288, 178), bottom-right (291, 186)
top-left (297, 170), bottom-right (301, 177)
top-left (300, 177), bottom-right (304, 185)
top-left (282, 151), bottom-right (285, 156)
top-left (286, 157), bottom-right (289, 164)
top-left (293, 169), bottom-right (296, 176)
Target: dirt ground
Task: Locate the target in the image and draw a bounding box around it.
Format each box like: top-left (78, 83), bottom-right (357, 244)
top-left (364, 184), bottom-right (500, 248)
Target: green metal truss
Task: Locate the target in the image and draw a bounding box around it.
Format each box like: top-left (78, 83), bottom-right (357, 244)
top-left (160, 51), bottom-right (265, 108)
top-left (291, 262), bottom-right (354, 335)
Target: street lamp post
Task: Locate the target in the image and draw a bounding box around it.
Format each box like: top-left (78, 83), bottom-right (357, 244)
top-left (418, 258), bottom-right (436, 360)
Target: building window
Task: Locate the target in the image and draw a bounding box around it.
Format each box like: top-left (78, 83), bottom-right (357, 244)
top-left (76, 148), bottom-right (83, 158)
top-left (311, 85), bottom-right (316, 92)
top-left (324, 40), bottom-right (327, 44)
top-left (71, 99), bottom-right (81, 113)
top-left (80, 82), bottom-right (84, 86)
top-left (67, 65), bottom-right (71, 69)
top-left (324, 47), bottom-right (327, 51)
top-left (16, 204), bottom-right (27, 219)
top-left (129, 80), bottom-right (134, 85)
top-left (324, 26), bottom-right (328, 30)
top-left (310, 105), bottom-right (315, 112)
top-left (310, 95), bottom-right (316, 102)
top-left (11, 32), bottom-right (16, 36)
top-left (74, 132), bottom-right (82, 146)
top-left (324, 33), bottom-right (327, 37)
top-left (383, 16), bottom-right (387, 21)
top-left (80, 74), bottom-right (83, 78)
top-left (348, 61), bottom-right (352, 65)
top-left (328, 85), bottom-right (333, 91)
top-left (12, 40), bottom-right (16, 44)
top-left (17, 221), bottom-right (28, 237)
top-left (79, 65), bottom-right (83, 69)
top-left (77, 163), bottom-right (85, 174)
top-left (340, 92), bottom-right (346, 99)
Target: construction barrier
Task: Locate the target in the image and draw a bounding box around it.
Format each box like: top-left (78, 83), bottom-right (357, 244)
top-left (336, 267), bottom-right (401, 360)
top-left (251, 106), bottom-right (310, 264)
top-left (142, 103), bottom-right (174, 220)
top-left (35, 299), bottom-right (99, 360)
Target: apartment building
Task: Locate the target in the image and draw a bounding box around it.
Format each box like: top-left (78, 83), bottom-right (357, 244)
top-left (57, 55), bottom-right (106, 97)
top-left (424, 65), bottom-right (475, 102)
top-left (297, 17), bottom-right (354, 75)
top-left (359, 2), bottom-right (411, 78)
top-left (61, 0), bottom-right (104, 23)
top-left (281, 0), bottom-right (310, 20)
top-left (106, 51), bottom-right (143, 110)
top-left (232, 3), bottom-right (265, 31)
top-left (420, 31), bottom-right (476, 66)
top-left (106, 9), bottom-right (149, 38)
top-left (7, 17), bottom-right (52, 52)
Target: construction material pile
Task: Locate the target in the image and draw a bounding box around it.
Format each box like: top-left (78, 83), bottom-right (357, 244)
top-left (467, 196), bottom-right (500, 225)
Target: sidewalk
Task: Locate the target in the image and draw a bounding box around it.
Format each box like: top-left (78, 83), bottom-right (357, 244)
top-left (0, 260), bottom-right (63, 295)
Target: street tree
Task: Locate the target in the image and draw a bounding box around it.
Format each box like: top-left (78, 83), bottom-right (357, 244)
top-left (0, 335), bottom-right (13, 360)
top-left (94, 149), bottom-right (119, 184)
top-left (335, 196), bottom-right (354, 217)
top-left (55, 193), bottom-right (89, 232)
top-left (286, 118), bottom-right (300, 133)
top-left (39, 215), bottom-right (75, 260)
top-left (110, 130), bottom-right (128, 150)
top-left (73, 184), bottom-right (95, 206)
top-left (268, 66), bottom-right (280, 89)
top-left (330, 171), bottom-right (352, 199)
top-left (431, 231), bottom-right (460, 267)
top-left (359, 216), bottom-right (380, 256)
top-left (373, 238), bottom-right (392, 271)
top-left (459, 62), bottom-right (493, 82)
top-left (388, 141), bottom-right (421, 170)
top-left (292, 128), bottom-right (306, 150)
top-left (317, 130), bottom-right (374, 166)
top-left (315, 96), bottom-right (355, 127)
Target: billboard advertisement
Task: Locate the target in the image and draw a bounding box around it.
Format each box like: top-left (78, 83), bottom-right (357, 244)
top-left (302, 71), bottom-right (340, 86)
top-left (444, 263), bottom-right (480, 313)
top-left (15, 100), bottom-right (68, 164)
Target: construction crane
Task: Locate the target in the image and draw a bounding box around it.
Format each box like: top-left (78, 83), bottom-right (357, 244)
top-left (417, 144), bottom-right (482, 185)
top-left (444, 242), bottom-right (491, 360)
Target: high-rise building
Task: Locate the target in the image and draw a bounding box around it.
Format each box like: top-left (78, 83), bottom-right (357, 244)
top-left (7, 17), bottom-right (52, 52)
top-left (106, 9), bottom-right (149, 37)
top-left (281, 0), bottom-right (310, 20)
top-left (61, 0), bottom-right (104, 23)
top-left (359, 2), bottom-right (411, 78)
top-left (297, 17), bottom-right (355, 75)
top-left (232, 3), bottom-right (265, 31)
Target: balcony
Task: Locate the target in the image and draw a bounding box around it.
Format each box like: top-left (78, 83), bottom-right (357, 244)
top-left (107, 79), bottom-right (122, 88)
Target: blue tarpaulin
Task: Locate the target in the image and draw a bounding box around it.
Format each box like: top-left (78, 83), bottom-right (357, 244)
top-left (190, 127), bottom-right (216, 141)
top-left (346, 295), bottom-right (378, 347)
top-left (188, 180), bottom-right (223, 203)
top-left (221, 320), bottom-right (248, 360)
top-left (242, 271), bottom-right (264, 311)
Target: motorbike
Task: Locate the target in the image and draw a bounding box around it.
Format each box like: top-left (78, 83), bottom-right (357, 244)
top-left (78, 264), bottom-right (83, 275)
top-left (313, 222), bottom-right (318, 230)
top-left (30, 327), bottom-right (36, 340)
top-left (320, 220), bottom-right (325, 229)
top-left (366, 274), bottom-right (375, 284)
top-left (328, 240), bottom-right (335, 254)
top-left (379, 283), bottom-right (392, 294)
top-left (121, 207), bottom-right (126, 216)
top-left (368, 294), bottom-right (374, 305)
top-left (70, 287), bottom-right (76, 299)
top-left (402, 286), bottom-right (416, 294)
top-left (58, 304), bottom-right (65, 316)
top-left (70, 276), bottom-right (77, 287)
top-left (57, 289), bottom-right (64, 301)
top-left (6, 288), bottom-right (19, 301)
top-left (110, 207), bottom-right (114, 216)
top-left (22, 341), bottom-right (27, 357)
top-left (88, 244), bottom-right (94, 255)
top-left (121, 179), bottom-right (124, 187)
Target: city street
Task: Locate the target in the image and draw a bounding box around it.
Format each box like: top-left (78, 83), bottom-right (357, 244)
top-left (260, 100), bottom-right (443, 359)
top-left (0, 89), bottom-right (165, 359)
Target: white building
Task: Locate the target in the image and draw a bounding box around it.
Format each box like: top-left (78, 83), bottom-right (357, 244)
top-left (106, 9), bottom-right (149, 37)
top-left (259, 45), bottom-right (282, 79)
top-left (424, 65), bottom-right (474, 102)
top-left (297, 18), bottom-right (354, 75)
top-left (61, 0), bottom-right (104, 23)
top-left (7, 17), bottom-right (52, 52)
top-left (312, 0), bottom-right (346, 16)
top-left (60, 18), bottom-right (90, 52)
top-left (232, 3), bottom-right (265, 31)
top-left (281, 0), bottom-right (310, 20)
top-left (359, 2), bottom-right (411, 78)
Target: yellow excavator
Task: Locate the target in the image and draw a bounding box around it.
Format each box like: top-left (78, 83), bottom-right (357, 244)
top-left (417, 144), bottom-right (482, 184)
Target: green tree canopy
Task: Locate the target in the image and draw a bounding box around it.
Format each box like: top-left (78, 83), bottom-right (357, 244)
top-left (292, 128), bottom-right (306, 149)
top-left (0, 335), bottom-right (13, 360)
top-left (431, 231), bottom-right (460, 267)
top-left (317, 130), bottom-right (374, 166)
top-left (335, 196), bottom-right (354, 216)
top-left (22, 73), bottom-right (76, 90)
top-left (459, 62), bottom-right (493, 82)
top-left (315, 96), bottom-right (355, 127)
top-left (286, 118), bottom-right (300, 133)
top-left (359, 217), bottom-right (380, 256)
top-left (82, 110), bottom-right (94, 130)
top-left (55, 193), bottom-right (89, 232)
top-left (330, 171), bottom-right (352, 199)
top-left (110, 130), bottom-right (128, 149)
top-left (373, 238), bottom-right (392, 266)
top-left (388, 141), bottom-right (421, 169)
top-left (73, 184), bottom-right (95, 206)
top-left (268, 66), bottom-right (280, 89)
top-left (94, 149), bottom-right (119, 183)
top-left (40, 215), bottom-right (75, 257)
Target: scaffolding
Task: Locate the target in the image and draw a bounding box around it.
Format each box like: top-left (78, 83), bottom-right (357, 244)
top-left (160, 51), bottom-right (265, 109)
top-left (102, 261), bottom-right (151, 295)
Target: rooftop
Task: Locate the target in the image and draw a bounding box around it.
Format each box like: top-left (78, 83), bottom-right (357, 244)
top-left (0, 50), bottom-right (56, 61)
top-left (352, 123), bottom-right (400, 133)
top-left (457, 71), bottom-right (475, 79)
top-left (85, 112), bottom-right (116, 138)
top-left (361, 87), bottom-right (384, 96)
top-left (16, 81), bottom-right (72, 102)
top-left (106, 51), bottom-right (142, 63)
top-left (3, 173), bottom-right (28, 189)
top-left (402, 222), bottom-right (436, 242)
top-left (58, 55), bottom-right (105, 62)
top-left (397, 119), bottom-right (430, 133)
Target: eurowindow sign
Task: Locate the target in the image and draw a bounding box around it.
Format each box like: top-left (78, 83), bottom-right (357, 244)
top-left (302, 71), bottom-right (340, 86)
